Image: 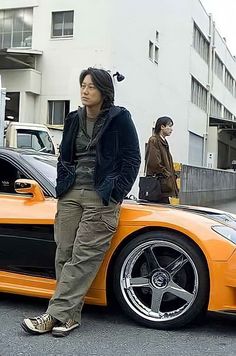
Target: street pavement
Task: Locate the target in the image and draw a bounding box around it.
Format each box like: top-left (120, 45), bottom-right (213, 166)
top-left (0, 293), bottom-right (236, 356)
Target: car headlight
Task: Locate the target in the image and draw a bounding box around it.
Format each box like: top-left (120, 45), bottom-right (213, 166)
top-left (212, 225), bottom-right (236, 244)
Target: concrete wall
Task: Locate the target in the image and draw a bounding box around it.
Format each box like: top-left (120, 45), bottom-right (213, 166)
top-left (1, 69), bottom-right (41, 94)
top-left (180, 164), bottom-right (236, 206)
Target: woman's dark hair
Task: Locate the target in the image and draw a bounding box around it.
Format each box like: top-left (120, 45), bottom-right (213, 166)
top-left (79, 67), bottom-right (114, 108)
top-left (154, 116), bottom-right (174, 134)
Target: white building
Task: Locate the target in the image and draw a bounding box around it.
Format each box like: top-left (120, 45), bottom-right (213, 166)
top-left (1, 0), bottom-right (236, 172)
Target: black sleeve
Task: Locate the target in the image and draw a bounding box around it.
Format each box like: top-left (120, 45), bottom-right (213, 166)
top-left (113, 110), bottom-right (141, 201)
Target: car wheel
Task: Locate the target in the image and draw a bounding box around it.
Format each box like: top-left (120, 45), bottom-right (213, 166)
top-left (113, 231), bottom-right (209, 329)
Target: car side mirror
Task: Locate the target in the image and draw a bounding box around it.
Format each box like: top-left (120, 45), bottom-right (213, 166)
top-left (14, 179), bottom-right (45, 202)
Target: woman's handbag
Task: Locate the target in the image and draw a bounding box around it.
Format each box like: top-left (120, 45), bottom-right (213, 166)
top-left (138, 175), bottom-right (162, 201)
top-left (138, 142), bottom-right (164, 201)
top-left (138, 139), bottom-right (173, 201)
top-left (159, 175), bottom-right (173, 193)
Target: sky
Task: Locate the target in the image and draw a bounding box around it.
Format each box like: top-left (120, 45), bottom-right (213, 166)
top-left (200, 0), bottom-right (236, 56)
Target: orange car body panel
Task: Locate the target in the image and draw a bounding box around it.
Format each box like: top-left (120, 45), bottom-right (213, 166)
top-left (1, 193), bottom-right (236, 312)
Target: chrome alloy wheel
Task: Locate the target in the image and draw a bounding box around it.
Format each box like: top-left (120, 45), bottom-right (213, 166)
top-left (119, 240), bottom-right (199, 323)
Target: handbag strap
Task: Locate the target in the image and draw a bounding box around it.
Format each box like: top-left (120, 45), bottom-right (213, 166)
top-left (144, 142), bottom-right (151, 175)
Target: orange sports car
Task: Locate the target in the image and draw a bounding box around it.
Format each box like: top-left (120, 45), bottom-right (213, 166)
top-left (1, 147), bottom-right (236, 329)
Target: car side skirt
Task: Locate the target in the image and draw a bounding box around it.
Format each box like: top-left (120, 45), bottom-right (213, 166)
top-left (0, 270), bottom-right (107, 305)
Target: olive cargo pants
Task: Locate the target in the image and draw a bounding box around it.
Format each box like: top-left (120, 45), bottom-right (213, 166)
top-left (46, 189), bottom-right (120, 324)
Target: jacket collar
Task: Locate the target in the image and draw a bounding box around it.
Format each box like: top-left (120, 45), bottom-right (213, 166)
top-left (77, 105), bottom-right (123, 147)
top-left (155, 134), bottom-right (169, 147)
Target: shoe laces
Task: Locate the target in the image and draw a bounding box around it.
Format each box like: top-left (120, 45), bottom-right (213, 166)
top-left (64, 319), bottom-right (75, 328)
top-left (34, 313), bottom-right (53, 326)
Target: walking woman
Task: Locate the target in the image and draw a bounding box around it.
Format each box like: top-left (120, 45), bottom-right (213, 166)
top-left (146, 116), bottom-right (178, 203)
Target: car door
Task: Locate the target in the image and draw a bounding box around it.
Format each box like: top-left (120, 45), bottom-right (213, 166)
top-left (0, 156), bottom-right (57, 278)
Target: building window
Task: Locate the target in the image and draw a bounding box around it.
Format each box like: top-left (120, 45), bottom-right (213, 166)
top-left (51, 11), bottom-right (74, 38)
top-left (154, 45), bottom-right (159, 63)
top-left (191, 77), bottom-right (207, 112)
top-left (223, 107), bottom-right (233, 121)
top-left (0, 8), bottom-right (33, 49)
top-left (48, 101), bottom-right (70, 125)
top-left (149, 41), bottom-right (153, 60)
top-left (188, 132), bottom-right (203, 166)
top-left (5, 92), bottom-right (20, 121)
top-left (148, 30), bottom-right (159, 64)
top-left (214, 53), bottom-right (223, 81)
top-left (224, 68), bottom-right (234, 94)
top-left (193, 23), bottom-right (209, 63)
top-left (210, 95), bottom-right (222, 118)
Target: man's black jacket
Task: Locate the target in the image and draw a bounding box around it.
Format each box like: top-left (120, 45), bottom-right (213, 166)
top-left (56, 105), bottom-right (141, 205)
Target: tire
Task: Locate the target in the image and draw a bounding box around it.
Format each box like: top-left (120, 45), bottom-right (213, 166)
top-left (113, 231), bottom-right (209, 329)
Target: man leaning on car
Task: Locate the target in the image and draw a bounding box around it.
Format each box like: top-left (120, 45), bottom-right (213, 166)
top-left (21, 67), bottom-right (141, 337)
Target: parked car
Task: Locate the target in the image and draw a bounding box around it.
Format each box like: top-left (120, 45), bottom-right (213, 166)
top-left (0, 147), bottom-right (236, 329)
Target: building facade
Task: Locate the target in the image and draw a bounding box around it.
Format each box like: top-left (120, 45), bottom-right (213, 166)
top-left (0, 0), bottom-right (236, 173)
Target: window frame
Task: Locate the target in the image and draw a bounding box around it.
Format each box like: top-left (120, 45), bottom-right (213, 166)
top-left (0, 7), bottom-right (33, 49)
top-left (148, 41), bottom-right (154, 61)
top-left (191, 76), bottom-right (207, 112)
top-left (154, 45), bottom-right (159, 64)
top-left (148, 29), bottom-right (160, 65)
top-left (48, 100), bottom-right (70, 126)
top-left (223, 107), bottom-right (233, 121)
top-left (51, 10), bottom-right (74, 38)
top-left (224, 68), bottom-right (234, 95)
top-left (210, 95), bottom-right (222, 118)
top-left (214, 53), bottom-right (224, 81)
top-left (193, 22), bottom-right (209, 63)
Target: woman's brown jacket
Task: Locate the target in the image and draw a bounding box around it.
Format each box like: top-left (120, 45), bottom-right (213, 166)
top-left (146, 134), bottom-right (179, 198)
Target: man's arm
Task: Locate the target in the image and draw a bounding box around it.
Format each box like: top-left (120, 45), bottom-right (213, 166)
top-left (113, 111), bottom-right (141, 201)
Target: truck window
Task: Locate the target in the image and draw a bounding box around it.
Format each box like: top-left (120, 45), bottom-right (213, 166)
top-left (17, 129), bottom-right (55, 154)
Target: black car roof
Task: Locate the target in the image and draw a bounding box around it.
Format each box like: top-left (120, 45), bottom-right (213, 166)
top-left (0, 147), bottom-right (56, 159)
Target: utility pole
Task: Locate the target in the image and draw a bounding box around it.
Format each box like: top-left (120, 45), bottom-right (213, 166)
top-left (203, 13), bottom-right (214, 167)
top-left (0, 75), bottom-right (6, 146)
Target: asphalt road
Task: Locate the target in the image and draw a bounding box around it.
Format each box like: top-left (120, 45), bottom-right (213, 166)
top-left (0, 293), bottom-right (236, 356)
top-left (1, 201), bottom-right (236, 356)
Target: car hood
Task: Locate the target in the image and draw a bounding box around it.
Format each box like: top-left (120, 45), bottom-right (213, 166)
top-left (122, 199), bottom-right (236, 230)
top-left (172, 204), bottom-right (236, 230)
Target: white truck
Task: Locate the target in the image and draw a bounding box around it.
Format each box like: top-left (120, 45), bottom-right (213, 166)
top-left (0, 82), bottom-right (60, 153)
top-left (4, 122), bottom-right (59, 154)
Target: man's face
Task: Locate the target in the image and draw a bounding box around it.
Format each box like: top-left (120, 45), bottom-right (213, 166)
top-left (80, 74), bottom-right (103, 108)
top-left (161, 124), bottom-right (173, 137)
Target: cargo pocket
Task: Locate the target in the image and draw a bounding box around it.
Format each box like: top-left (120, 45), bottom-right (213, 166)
top-left (100, 206), bottom-right (120, 233)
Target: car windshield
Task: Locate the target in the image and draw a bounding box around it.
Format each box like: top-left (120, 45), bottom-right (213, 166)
top-left (22, 154), bottom-right (57, 186)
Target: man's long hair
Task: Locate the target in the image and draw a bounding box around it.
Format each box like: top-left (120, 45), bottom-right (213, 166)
top-left (79, 67), bottom-right (114, 109)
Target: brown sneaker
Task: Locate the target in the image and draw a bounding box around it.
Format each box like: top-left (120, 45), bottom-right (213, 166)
top-left (21, 313), bottom-right (57, 334)
top-left (52, 319), bottom-right (79, 337)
